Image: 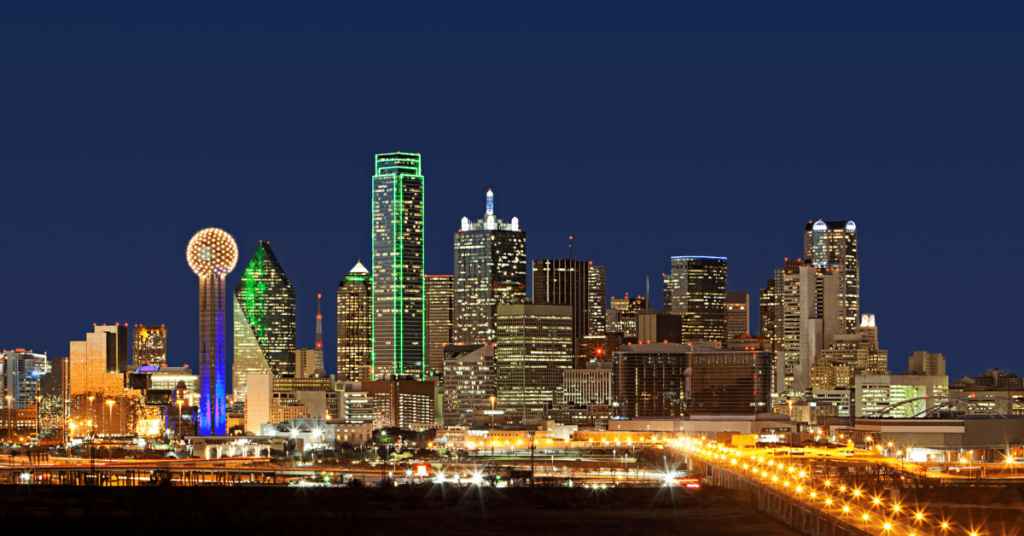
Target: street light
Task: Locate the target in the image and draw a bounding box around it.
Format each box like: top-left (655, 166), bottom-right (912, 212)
top-left (87, 396), bottom-right (95, 438)
top-left (175, 400), bottom-right (184, 440)
top-left (106, 400), bottom-right (115, 437)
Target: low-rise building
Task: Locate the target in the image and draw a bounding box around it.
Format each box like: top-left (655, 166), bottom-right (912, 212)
top-left (854, 373), bottom-right (949, 417)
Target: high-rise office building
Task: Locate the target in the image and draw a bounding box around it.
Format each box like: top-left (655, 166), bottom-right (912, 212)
top-left (607, 294), bottom-right (646, 338)
top-left (453, 190), bottom-right (526, 345)
top-left (187, 227), bottom-right (238, 436)
top-left (587, 264), bottom-right (607, 336)
top-left (764, 257), bottom-right (862, 397)
top-left (424, 275), bottom-right (454, 381)
top-left (759, 280), bottom-right (777, 342)
top-left (663, 256), bottom-right (728, 343)
top-left (372, 152), bottom-right (425, 379)
top-left (495, 304), bottom-right (573, 424)
top-left (1, 350), bottom-right (49, 409)
top-left (295, 348), bottom-right (319, 379)
top-left (637, 310), bottom-right (683, 344)
top-left (69, 324), bottom-right (128, 396)
top-left (442, 344), bottom-right (495, 426)
top-left (725, 291), bottom-right (749, 339)
top-left (338, 261), bottom-right (372, 382)
top-left (233, 241), bottom-right (296, 402)
top-left (774, 261), bottom-right (832, 394)
top-left (133, 325), bottom-right (167, 367)
top-left (804, 220), bottom-right (859, 334)
top-left (533, 258), bottom-right (589, 362)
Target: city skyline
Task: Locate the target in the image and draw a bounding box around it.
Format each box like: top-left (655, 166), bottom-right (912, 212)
top-left (3, 5), bottom-right (1024, 532)
top-left (5, 3), bottom-right (1023, 384)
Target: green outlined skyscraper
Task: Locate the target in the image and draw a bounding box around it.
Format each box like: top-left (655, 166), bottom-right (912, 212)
top-left (232, 241), bottom-right (296, 401)
top-left (371, 152), bottom-right (424, 380)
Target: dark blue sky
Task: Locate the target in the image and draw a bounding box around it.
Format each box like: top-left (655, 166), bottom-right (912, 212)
top-left (3, 2), bottom-right (1022, 381)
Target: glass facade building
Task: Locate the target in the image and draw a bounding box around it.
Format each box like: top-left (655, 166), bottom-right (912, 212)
top-left (69, 324), bottom-right (128, 396)
top-left (614, 343), bottom-right (690, 418)
top-left (453, 190), bottom-right (526, 345)
top-left (424, 275), bottom-right (453, 381)
top-left (132, 325), bottom-right (167, 367)
top-left (663, 256), bottom-right (728, 343)
top-left (372, 152), bottom-right (425, 379)
top-left (233, 241), bottom-right (295, 402)
top-left (688, 350), bottom-right (773, 415)
top-left (1, 350), bottom-right (49, 409)
top-left (338, 261), bottom-right (373, 382)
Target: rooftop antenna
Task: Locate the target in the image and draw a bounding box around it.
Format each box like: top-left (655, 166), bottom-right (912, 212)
top-left (646, 276), bottom-right (650, 309)
top-left (569, 236), bottom-right (574, 260)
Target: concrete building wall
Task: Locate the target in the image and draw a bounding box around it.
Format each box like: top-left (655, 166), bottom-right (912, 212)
top-left (245, 373), bottom-right (272, 434)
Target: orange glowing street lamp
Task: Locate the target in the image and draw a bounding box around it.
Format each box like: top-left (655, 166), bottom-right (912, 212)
top-left (106, 400), bottom-right (115, 436)
top-left (175, 399), bottom-right (185, 440)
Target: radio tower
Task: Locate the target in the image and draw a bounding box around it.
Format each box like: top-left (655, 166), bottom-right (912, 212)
top-left (314, 293), bottom-right (326, 376)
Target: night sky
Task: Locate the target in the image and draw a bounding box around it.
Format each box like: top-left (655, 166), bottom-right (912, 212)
top-left (3, 3), bottom-right (1022, 382)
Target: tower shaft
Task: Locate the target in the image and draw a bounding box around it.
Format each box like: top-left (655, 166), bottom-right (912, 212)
top-left (198, 274), bottom-right (227, 436)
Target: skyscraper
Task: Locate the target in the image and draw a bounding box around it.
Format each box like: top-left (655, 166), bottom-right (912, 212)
top-left (453, 189), bottom-right (526, 344)
top-left (607, 294), bottom-right (647, 338)
top-left (337, 261), bottom-right (372, 382)
top-left (804, 220), bottom-right (859, 334)
top-left (233, 241), bottom-right (296, 402)
top-left (495, 304), bottom-right (573, 424)
top-left (132, 325), bottom-right (167, 367)
top-left (767, 259), bottom-right (844, 394)
top-left (424, 275), bottom-right (454, 380)
top-left (663, 256), bottom-right (728, 343)
top-left (69, 324), bottom-right (128, 396)
top-left (187, 227), bottom-right (238, 436)
top-left (442, 344), bottom-right (495, 426)
top-left (294, 348), bottom-right (319, 379)
top-left (372, 152), bottom-right (424, 379)
top-left (587, 264), bottom-right (607, 336)
top-left (759, 280), bottom-right (777, 342)
top-left (725, 291), bottom-right (749, 339)
top-left (533, 258), bottom-right (589, 362)
top-left (1, 350), bottom-right (48, 409)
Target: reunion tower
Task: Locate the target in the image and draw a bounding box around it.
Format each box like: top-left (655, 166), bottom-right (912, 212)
top-left (186, 228), bottom-right (238, 436)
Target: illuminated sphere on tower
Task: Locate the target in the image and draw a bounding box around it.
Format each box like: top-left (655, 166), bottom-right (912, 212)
top-left (186, 227), bottom-right (237, 437)
top-left (187, 228), bottom-right (238, 277)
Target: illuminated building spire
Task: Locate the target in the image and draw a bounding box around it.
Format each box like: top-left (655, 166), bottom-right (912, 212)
top-left (486, 189), bottom-right (494, 216)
